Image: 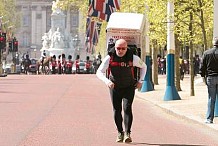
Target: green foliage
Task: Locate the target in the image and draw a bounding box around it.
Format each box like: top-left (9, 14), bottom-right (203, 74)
top-left (174, 0), bottom-right (213, 50)
top-left (59, 0), bottom-right (214, 55)
top-left (0, 0), bottom-right (17, 33)
top-left (58, 0), bottom-right (89, 13)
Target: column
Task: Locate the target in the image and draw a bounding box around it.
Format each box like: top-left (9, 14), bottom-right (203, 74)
top-left (31, 6), bottom-right (37, 45)
top-left (163, 1), bottom-right (181, 101)
top-left (66, 8), bottom-right (71, 33)
top-left (141, 5), bottom-right (154, 92)
top-left (40, 6), bottom-right (47, 45)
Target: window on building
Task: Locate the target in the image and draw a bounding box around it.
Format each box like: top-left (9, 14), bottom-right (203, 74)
top-left (36, 14), bottom-right (42, 19)
top-left (22, 33), bottom-right (30, 47)
top-left (72, 13), bottom-right (78, 27)
top-left (22, 15), bottom-right (30, 27)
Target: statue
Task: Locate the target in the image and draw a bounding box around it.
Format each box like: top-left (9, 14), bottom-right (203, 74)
top-left (42, 33), bottom-right (50, 49)
top-left (40, 1), bottom-right (76, 59)
top-left (51, 27), bottom-right (64, 49)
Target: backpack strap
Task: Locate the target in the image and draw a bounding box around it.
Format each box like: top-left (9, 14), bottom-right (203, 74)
top-left (107, 55), bottom-right (113, 78)
top-left (128, 61), bottom-right (134, 79)
top-left (107, 54), bottom-right (135, 79)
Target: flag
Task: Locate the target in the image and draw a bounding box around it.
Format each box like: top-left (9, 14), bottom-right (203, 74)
top-left (85, 17), bottom-right (91, 52)
top-left (89, 20), bottom-right (96, 48)
top-left (108, 0), bottom-right (120, 10)
top-left (87, 0), bottom-right (120, 21)
top-left (86, 0), bottom-right (120, 53)
top-left (88, 1), bottom-right (107, 21)
top-left (85, 17), bottom-right (98, 53)
top-left (93, 22), bottom-right (102, 45)
top-left (105, 4), bottom-right (115, 22)
top-left (85, 17), bottom-right (91, 41)
top-left (93, 0), bottom-right (107, 12)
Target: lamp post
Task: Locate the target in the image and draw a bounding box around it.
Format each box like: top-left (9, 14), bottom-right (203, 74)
top-left (72, 35), bottom-right (80, 57)
top-left (15, 52), bottom-right (19, 65)
top-left (34, 49), bottom-right (37, 58)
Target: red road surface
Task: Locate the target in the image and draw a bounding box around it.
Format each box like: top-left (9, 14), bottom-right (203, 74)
top-left (0, 74), bottom-right (218, 146)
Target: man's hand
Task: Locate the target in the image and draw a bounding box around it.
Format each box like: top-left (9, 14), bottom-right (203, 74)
top-left (202, 77), bottom-right (207, 85)
top-left (107, 82), bottom-right (115, 89)
top-left (135, 82), bottom-right (142, 89)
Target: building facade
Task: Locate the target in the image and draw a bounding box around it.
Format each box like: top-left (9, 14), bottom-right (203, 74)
top-left (15, 0), bottom-right (82, 59)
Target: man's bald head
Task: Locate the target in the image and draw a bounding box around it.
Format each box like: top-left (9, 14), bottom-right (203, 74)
top-left (114, 39), bottom-right (128, 57)
top-left (115, 39), bottom-right (127, 48)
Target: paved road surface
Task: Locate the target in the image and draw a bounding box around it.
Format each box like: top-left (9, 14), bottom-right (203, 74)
top-left (0, 74), bottom-right (218, 146)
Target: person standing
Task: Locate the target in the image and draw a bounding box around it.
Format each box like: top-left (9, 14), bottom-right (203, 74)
top-left (51, 55), bottom-right (57, 74)
top-left (200, 36), bottom-right (218, 124)
top-left (40, 51), bottom-right (46, 74)
top-left (75, 55), bottom-right (80, 74)
top-left (194, 54), bottom-right (201, 76)
top-left (57, 55), bottom-right (62, 74)
top-left (96, 39), bottom-right (147, 143)
top-left (179, 56), bottom-right (185, 80)
top-left (66, 55), bottom-right (73, 74)
top-left (97, 52), bottom-right (102, 60)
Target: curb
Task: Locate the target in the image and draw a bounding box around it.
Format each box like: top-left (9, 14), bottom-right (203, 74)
top-left (135, 94), bottom-right (218, 132)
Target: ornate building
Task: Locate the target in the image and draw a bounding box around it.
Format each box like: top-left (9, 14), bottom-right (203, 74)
top-left (15, 0), bottom-right (81, 58)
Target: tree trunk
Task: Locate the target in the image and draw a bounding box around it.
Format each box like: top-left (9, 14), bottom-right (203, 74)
top-left (189, 12), bottom-right (195, 96)
top-left (152, 40), bottom-right (159, 85)
top-left (175, 34), bottom-right (182, 91)
top-left (197, 0), bottom-right (207, 52)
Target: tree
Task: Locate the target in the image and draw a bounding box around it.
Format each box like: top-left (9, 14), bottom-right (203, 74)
top-left (174, 0), bottom-right (213, 95)
top-left (59, 0), bottom-right (214, 96)
top-left (0, 0), bottom-right (17, 74)
top-left (0, 0), bottom-right (17, 32)
top-left (121, 0), bottom-right (213, 96)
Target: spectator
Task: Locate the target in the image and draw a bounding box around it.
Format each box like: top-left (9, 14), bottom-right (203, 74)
top-left (199, 36), bottom-right (218, 124)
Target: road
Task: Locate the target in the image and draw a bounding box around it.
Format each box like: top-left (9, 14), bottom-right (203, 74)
top-left (0, 74), bottom-right (218, 146)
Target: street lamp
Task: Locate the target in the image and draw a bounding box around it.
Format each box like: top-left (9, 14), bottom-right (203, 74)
top-left (34, 49), bottom-right (36, 58)
top-left (15, 52), bottom-right (19, 65)
top-left (72, 35), bottom-right (80, 56)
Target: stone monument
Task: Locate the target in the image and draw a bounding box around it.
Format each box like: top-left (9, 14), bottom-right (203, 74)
top-left (41, 0), bottom-right (75, 59)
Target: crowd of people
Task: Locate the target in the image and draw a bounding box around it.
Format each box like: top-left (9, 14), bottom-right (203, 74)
top-left (157, 54), bottom-right (201, 80)
top-left (40, 53), bottom-right (102, 75)
top-left (21, 51), bottom-right (102, 75)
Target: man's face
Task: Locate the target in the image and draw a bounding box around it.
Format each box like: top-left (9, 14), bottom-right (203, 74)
top-left (115, 39), bottom-right (127, 57)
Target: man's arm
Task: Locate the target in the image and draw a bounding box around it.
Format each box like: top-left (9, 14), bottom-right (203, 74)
top-left (133, 55), bottom-right (147, 83)
top-left (199, 53), bottom-right (206, 77)
top-left (96, 55), bottom-right (112, 86)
